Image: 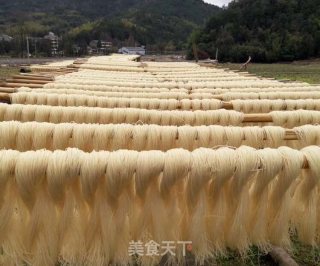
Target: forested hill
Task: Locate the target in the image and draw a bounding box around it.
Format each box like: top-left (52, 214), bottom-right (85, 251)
top-left (0, 0), bottom-right (143, 19)
top-left (0, 0), bottom-right (219, 50)
top-left (189, 0), bottom-right (320, 62)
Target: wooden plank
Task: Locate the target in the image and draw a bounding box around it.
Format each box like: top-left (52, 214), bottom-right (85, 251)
top-left (243, 113), bottom-right (273, 123)
top-left (12, 74), bottom-right (54, 81)
top-left (221, 101), bottom-right (233, 110)
top-left (3, 83), bottom-right (44, 88)
top-left (6, 79), bottom-right (50, 85)
top-left (0, 87), bottom-right (17, 93)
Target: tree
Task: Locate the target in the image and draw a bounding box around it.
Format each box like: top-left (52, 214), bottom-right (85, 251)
top-left (189, 0), bottom-right (320, 62)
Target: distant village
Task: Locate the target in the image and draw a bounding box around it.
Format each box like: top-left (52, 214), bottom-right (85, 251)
top-left (0, 32), bottom-right (146, 57)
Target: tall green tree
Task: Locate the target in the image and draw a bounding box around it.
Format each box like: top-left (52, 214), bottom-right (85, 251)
top-left (188, 0), bottom-right (320, 62)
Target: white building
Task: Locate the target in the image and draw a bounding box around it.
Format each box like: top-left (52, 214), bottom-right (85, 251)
top-left (118, 46), bottom-right (146, 55)
top-left (44, 32), bottom-right (58, 41)
top-left (0, 34), bottom-right (13, 42)
top-left (44, 32), bottom-right (59, 56)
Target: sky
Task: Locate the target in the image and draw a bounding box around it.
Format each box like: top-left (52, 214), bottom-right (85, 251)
top-left (204, 0), bottom-right (232, 7)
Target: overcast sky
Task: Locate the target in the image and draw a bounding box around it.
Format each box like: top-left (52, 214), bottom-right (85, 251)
top-left (204, 0), bottom-right (232, 7)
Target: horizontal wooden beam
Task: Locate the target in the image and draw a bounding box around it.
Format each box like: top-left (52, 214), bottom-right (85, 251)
top-left (20, 73), bottom-right (53, 77)
top-left (73, 61), bottom-right (87, 64)
top-left (0, 87), bottom-right (17, 93)
top-left (2, 83), bottom-right (44, 88)
top-left (0, 94), bottom-right (307, 126)
top-left (0, 98), bottom-right (310, 142)
top-left (0, 93), bottom-right (312, 125)
top-left (6, 79), bottom-right (50, 85)
top-left (69, 64), bottom-right (81, 69)
top-left (221, 101), bottom-right (233, 109)
top-left (12, 74), bottom-right (54, 80)
top-left (243, 113), bottom-right (273, 123)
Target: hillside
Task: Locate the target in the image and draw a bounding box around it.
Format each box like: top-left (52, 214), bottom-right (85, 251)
top-left (188, 0), bottom-right (320, 62)
top-left (0, 0), bottom-right (143, 33)
top-left (0, 0), bottom-right (219, 51)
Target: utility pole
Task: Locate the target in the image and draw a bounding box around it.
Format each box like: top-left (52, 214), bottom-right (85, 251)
top-left (26, 36), bottom-right (30, 64)
top-left (192, 42), bottom-right (199, 63)
top-left (34, 39), bottom-right (37, 58)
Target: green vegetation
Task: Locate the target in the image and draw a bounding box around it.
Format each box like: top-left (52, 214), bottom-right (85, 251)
top-left (291, 237), bottom-right (320, 266)
top-left (0, 67), bottom-right (19, 80)
top-left (219, 61), bottom-right (320, 84)
top-left (211, 241), bottom-right (320, 266)
top-left (0, 0), bottom-right (219, 56)
top-left (189, 0), bottom-right (320, 62)
top-left (208, 248), bottom-right (274, 266)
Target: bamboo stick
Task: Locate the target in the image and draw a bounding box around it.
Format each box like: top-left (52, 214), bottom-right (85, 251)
top-left (243, 113), bottom-right (273, 123)
top-left (0, 94), bottom-right (306, 126)
top-left (0, 93), bottom-right (315, 120)
top-left (57, 68), bottom-right (76, 71)
top-left (2, 83), bottom-right (44, 88)
top-left (6, 79), bottom-right (50, 85)
top-left (0, 87), bottom-right (17, 93)
top-left (213, 95), bottom-right (224, 100)
top-left (221, 101), bottom-right (233, 109)
top-left (74, 60), bottom-right (87, 64)
top-left (0, 100), bottom-right (309, 142)
top-left (19, 73), bottom-right (53, 77)
top-left (36, 71), bottom-right (70, 76)
top-left (11, 75), bottom-right (54, 81)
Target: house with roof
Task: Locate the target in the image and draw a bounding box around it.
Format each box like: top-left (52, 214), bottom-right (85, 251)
top-left (89, 40), bottom-right (113, 54)
top-left (118, 46), bottom-right (146, 55)
top-left (0, 34), bottom-right (13, 42)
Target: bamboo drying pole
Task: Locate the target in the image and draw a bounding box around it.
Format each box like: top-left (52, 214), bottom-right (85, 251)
top-left (1, 83), bottom-right (44, 88)
top-left (11, 74), bottom-right (54, 81)
top-left (69, 64), bottom-right (81, 69)
top-left (243, 113), bottom-right (273, 123)
top-left (0, 87), bottom-right (17, 93)
top-left (221, 101), bottom-right (233, 109)
top-left (0, 92), bottom-right (313, 124)
top-left (73, 60), bottom-right (88, 65)
top-left (6, 79), bottom-right (50, 85)
top-left (17, 73), bottom-right (53, 78)
top-left (0, 94), bottom-right (310, 136)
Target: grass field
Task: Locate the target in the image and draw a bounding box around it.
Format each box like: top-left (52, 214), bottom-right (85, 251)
top-left (221, 61), bottom-right (320, 84)
top-left (0, 66), bottom-right (20, 80)
top-left (1, 61), bottom-right (320, 84)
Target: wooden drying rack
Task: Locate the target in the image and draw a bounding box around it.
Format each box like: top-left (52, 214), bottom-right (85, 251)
top-left (0, 71), bottom-right (311, 128)
top-left (0, 68), bottom-right (314, 169)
